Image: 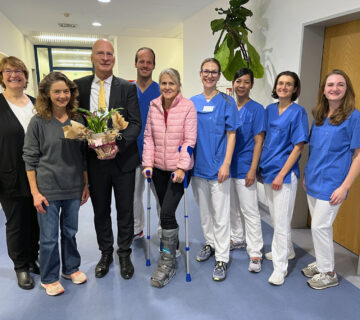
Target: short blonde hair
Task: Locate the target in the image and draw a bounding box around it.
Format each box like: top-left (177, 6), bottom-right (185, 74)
top-left (159, 68), bottom-right (181, 90)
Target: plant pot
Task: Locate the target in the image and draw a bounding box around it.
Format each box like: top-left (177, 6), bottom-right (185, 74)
top-left (88, 130), bottom-right (120, 159)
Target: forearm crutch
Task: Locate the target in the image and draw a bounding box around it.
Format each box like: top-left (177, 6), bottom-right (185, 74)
top-left (184, 146), bottom-right (194, 282)
top-left (146, 170), bottom-right (151, 267)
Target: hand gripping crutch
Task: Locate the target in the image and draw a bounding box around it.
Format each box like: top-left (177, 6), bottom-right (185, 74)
top-left (145, 170), bottom-right (151, 267)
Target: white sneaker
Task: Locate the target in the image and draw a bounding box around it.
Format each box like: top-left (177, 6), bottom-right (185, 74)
top-left (248, 258), bottom-right (261, 273)
top-left (268, 270), bottom-right (287, 286)
top-left (264, 249), bottom-right (295, 261)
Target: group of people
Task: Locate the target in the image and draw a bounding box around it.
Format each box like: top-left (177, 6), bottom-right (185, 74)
top-left (0, 38), bottom-right (359, 296)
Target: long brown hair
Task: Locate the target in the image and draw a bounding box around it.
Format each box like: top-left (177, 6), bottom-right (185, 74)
top-left (312, 69), bottom-right (355, 126)
top-left (36, 72), bottom-right (79, 120)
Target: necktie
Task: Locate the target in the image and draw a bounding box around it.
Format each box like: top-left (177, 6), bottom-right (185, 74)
top-left (98, 80), bottom-right (106, 111)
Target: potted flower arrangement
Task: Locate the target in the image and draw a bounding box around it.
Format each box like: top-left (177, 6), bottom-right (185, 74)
top-left (63, 108), bottom-right (128, 159)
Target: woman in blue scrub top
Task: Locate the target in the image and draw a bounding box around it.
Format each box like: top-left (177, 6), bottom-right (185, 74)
top-left (229, 68), bottom-right (265, 273)
top-left (259, 71), bottom-right (309, 286)
top-left (302, 69), bottom-right (360, 290)
top-left (190, 58), bottom-right (237, 282)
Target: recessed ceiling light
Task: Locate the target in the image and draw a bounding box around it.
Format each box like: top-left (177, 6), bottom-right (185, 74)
top-left (92, 22), bottom-right (102, 27)
top-left (52, 50), bottom-right (91, 55)
top-left (37, 35), bottom-right (98, 42)
top-left (98, 0), bottom-right (111, 3)
top-left (56, 60), bottom-right (91, 63)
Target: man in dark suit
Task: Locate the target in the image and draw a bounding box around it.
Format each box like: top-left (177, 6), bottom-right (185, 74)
top-left (74, 39), bottom-right (141, 280)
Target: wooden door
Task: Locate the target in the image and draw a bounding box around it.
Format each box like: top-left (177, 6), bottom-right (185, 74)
top-left (321, 20), bottom-right (360, 255)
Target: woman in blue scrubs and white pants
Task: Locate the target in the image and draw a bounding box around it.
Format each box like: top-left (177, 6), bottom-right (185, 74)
top-left (303, 69), bottom-right (360, 290)
top-left (259, 71), bottom-right (309, 285)
top-left (191, 58), bottom-right (237, 282)
top-left (229, 68), bottom-right (265, 273)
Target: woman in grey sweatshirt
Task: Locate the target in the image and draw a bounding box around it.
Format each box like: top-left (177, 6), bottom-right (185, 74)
top-left (23, 72), bottom-right (89, 296)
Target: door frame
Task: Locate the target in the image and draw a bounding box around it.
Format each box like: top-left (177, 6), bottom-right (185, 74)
top-left (298, 8), bottom-right (360, 274)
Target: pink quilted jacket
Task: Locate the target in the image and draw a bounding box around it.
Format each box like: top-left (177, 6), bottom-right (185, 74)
top-left (142, 93), bottom-right (197, 171)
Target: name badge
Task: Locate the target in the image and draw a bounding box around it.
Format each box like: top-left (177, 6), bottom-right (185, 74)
top-left (202, 106), bottom-right (214, 112)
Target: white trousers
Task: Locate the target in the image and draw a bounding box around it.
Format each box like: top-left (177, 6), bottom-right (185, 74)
top-left (192, 176), bottom-right (230, 263)
top-left (264, 172), bottom-right (297, 274)
top-left (230, 178), bottom-right (263, 258)
top-left (133, 166), bottom-right (161, 235)
top-left (307, 195), bottom-right (341, 273)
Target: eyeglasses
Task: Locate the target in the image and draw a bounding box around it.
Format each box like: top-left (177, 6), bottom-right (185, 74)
top-left (3, 69), bottom-right (24, 76)
top-left (201, 70), bottom-right (220, 76)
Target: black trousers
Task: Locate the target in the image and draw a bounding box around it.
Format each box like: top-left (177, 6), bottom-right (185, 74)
top-left (152, 168), bottom-right (191, 230)
top-left (88, 158), bottom-right (135, 257)
top-left (0, 196), bottom-right (39, 272)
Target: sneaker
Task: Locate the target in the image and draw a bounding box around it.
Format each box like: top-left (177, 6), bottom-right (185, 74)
top-left (307, 272), bottom-right (339, 290)
top-left (248, 257), bottom-right (261, 273)
top-left (212, 261), bottom-right (228, 281)
top-left (196, 245), bottom-right (215, 262)
top-left (133, 230), bottom-right (145, 240)
top-left (230, 240), bottom-right (246, 251)
top-left (264, 249), bottom-right (296, 261)
top-left (159, 240), bottom-right (181, 258)
top-left (301, 262), bottom-right (319, 278)
top-left (268, 270), bottom-right (287, 286)
top-left (41, 281), bottom-right (65, 296)
top-left (62, 270), bottom-right (87, 284)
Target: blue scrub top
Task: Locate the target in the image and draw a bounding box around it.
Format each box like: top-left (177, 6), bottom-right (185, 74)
top-left (305, 110), bottom-right (360, 201)
top-left (230, 99), bottom-right (266, 179)
top-left (191, 92), bottom-right (238, 180)
top-left (135, 81), bottom-right (160, 160)
top-left (259, 102), bottom-right (309, 184)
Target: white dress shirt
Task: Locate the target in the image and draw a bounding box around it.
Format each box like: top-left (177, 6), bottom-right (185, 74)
top-left (90, 74), bottom-right (113, 113)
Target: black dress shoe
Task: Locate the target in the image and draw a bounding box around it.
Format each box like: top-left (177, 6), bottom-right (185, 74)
top-left (16, 271), bottom-right (35, 290)
top-left (29, 260), bottom-right (40, 275)
top-left (95, 254), bottom-right (113, 278)
top-left (119, 255), bottom-right (134, 280)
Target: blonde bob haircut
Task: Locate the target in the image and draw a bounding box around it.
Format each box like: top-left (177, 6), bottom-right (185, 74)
top-left (159, 68), bottom-right (182, 91)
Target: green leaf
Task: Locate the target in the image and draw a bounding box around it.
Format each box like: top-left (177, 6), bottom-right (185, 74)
top-left (242, 38), bottom-right (264, 78)
top-left (222, 51), bottom-right (248, 81)
top-left (210, 18), bottom-right (225, 33)
top-left (214, 29), bottom-right (225, 54)
top-left (230, 0), bottom-right (249, 7)
top-left (214, 37), bottom-right (231, 71)
top-left (76, 107), bottom-right (92, 116)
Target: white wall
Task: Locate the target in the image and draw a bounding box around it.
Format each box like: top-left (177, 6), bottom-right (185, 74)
top-left (183, 0), bottom-right (360, 226)
top-left (184, 0), bottom-right (360, 100)
top-left (0, 10), bottom-right (36, 96)
top-left (116, 36), bottom-right (183, 84)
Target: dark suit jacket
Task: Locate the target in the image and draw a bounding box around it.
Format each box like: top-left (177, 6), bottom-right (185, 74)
top-left (74, 75), bottom-right (141, 172)
top-left (0, 94), bottom-right (35, 198)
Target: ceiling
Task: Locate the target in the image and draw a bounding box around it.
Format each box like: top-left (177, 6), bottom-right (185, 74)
top-left (0, 0), bottom-right (218, 44)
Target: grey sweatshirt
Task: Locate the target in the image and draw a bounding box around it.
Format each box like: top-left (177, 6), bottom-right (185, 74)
top-left (23, 115), bottom-right (86, 201)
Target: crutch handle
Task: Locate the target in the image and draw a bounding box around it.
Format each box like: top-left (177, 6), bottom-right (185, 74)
top-left (145, 170), bottom-right (151, 183)
top-left (184, 146), bottom-right (194, 189)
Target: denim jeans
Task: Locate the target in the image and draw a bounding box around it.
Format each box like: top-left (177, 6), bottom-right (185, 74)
top-left (37, 198), bottom-right (81, 284)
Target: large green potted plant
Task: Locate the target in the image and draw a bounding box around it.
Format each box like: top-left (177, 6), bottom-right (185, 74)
top-left (211, 0), bottom-right (264, 81)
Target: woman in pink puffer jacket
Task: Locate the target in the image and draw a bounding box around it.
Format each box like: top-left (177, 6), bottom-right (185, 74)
top-left (142, 68), bottom-right (197, 288)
